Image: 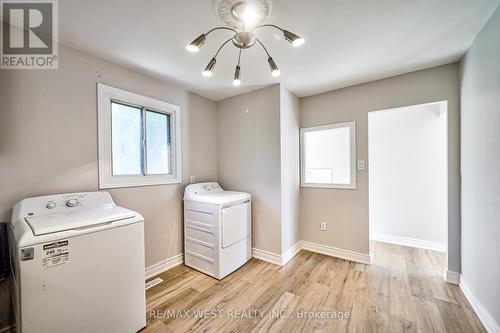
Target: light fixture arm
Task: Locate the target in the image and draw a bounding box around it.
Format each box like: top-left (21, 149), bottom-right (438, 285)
top-left (237, 48), bottom-right (242, 66)
top-left (255, 38), bottom-right (271, 58)
top-left (206, 26), bottom-right (238, 36)
top-left (251, 25), bottom-right (305, 47)
top-left (251, 24), bottom-right (284, 33)
top-left (256, 38), bottom-right (280, 77)
top-left (214, 38), bottom-right (234, 58)
top-left (233, 48), bottom-right (242, 86)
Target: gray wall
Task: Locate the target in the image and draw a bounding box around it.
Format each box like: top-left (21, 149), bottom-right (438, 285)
top-left (280, 86), bottom-right (301, 253)
top-left (460, 4), bottom-right (500, 327)
top-left (216, 84), bottom-right (301, 256)
top-left (299, 64), bottom-right (461, 271)
top-left (217, 85), bottom-right (282, 254)
top-left (0, 44), bottom-right (218, 268)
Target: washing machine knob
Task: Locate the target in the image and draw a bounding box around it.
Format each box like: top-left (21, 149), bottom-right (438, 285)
top-left (46, 202), bottom-right (57, 209)
top-left (65, 199), bottom-right (79, 207)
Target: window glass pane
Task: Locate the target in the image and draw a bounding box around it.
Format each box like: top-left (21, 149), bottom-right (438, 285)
top-left (304, 126), bottom-right (351, 184)
top-left (111, 102), bottom-right (143, 175)
top-left (145, 111), bottom-right (171, 175)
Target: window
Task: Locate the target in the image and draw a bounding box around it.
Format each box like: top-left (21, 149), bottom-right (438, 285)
top-left (300, 121), bottom-right (356, 189)
top-left (97, 84), bottom-right (181, 188)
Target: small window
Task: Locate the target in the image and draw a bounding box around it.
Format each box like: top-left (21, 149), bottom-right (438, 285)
top-left (300, 121), bottom-right (356, 189)
top-left (98, 84), bottom-right (181, 188)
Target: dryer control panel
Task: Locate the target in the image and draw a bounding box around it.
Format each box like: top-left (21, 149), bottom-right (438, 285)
top-left (183, 182), bottom-right (250, 205)
top-left (184, 182), bottom-right (223, 198)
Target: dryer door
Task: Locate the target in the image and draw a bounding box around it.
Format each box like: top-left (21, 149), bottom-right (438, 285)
top-left (221, 201), bottom-right (250, 248)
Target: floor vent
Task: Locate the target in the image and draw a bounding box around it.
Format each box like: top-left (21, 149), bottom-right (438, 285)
top-left (145, 277), bottom-right (164, 290)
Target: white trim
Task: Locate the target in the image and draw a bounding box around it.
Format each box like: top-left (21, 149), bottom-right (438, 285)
top-left (460, 275), bottom-right (500, 333)
top-left (145, 253), bottom-right (184, 279)
top-left (370, 233), bottom-right (446, 252)
top-left (147, 243), bottom-right (370, 276)
top-left (300, 121), bottom-right (357, 190)
top-left (252, 248), bottom-right (283, 266)
top-left (301, 240), bottom-right (371, 265)
top-left (253, 241), bottom-right (371, 266)
top-left (444, 269), bottom-right (460, 285)
top-left (97, 83), bottom-right (182, 189)
top-left (282, 242), bottom-right (302, 265)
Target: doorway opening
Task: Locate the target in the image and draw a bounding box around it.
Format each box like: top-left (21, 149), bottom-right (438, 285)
top-left (368, 101), bottom-right (448, 267)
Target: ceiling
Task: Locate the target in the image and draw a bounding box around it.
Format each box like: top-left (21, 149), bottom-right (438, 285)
top-left (59, 0), bottom-right (499, 101)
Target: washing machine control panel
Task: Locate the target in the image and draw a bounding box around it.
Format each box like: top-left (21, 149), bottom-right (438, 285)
top-left (43, 194), bottom-right (85, 210)
top-left (18, 192), bottom-right (115, 217)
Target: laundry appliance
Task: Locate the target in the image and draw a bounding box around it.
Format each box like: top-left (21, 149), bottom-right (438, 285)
top-left (9, 191), bottom-right (145, 333)
top-left (183, 182), bottom-right (251, 279)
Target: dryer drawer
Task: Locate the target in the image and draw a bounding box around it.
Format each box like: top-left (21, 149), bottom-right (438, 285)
top-left (221, 201), bottom-right (250, 248)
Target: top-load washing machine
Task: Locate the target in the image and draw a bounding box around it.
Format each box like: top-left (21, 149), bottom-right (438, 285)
top-left (9, 191), bottom-right (146, 333)
top-left (183, 182), bottom-right (251, 279)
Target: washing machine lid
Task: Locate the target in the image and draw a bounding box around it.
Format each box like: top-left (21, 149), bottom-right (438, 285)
top-left (25, 205), bottom-right (136, 236)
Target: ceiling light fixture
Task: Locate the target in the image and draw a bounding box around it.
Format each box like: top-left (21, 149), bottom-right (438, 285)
top-left (186, 0), bottom-right (304, 86)
top-left (284, 30), bottom-right (305, 47)
top-left (202, 57), bottom-right (216, 77)
top-left (233, 66), bottom-right (241, 86)
top-left (267, 57), bottom-right (280, 77)
top-left (233, 49), bottom-right (242, 86)
top-left (186, 34), bottom-right (206, 52)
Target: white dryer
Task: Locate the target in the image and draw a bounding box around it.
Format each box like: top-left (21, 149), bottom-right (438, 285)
top-left (183, 182), bottom-right (251, 279)
top-left (9, 191), bottom-right (146, 333)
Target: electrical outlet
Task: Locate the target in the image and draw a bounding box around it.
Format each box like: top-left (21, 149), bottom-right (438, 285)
top-left (357, 160), bottom-right (365, 170)
top-left (190, 176), bottom-right (196, 184)
top-left (320, 222), bottom-right (327, 231)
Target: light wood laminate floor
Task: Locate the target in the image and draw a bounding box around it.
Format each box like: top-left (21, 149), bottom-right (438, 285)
top-left (142, 242), bottom-right (485, 333)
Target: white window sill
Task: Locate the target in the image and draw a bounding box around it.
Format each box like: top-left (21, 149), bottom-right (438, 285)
top-left (301, 183), bottom-right (357, 190)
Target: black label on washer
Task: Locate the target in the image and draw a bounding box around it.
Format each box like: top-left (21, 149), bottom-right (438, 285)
top-left (43, 240), bottom-right (68, 250)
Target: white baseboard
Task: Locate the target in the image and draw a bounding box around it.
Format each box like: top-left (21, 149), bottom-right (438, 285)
top-left (252, 245), bottom-right (300, 266)
top-left (460, 275), bottom-right (500, 333)
top-left (252, 248), bottom-right (283, 266)
top-left (370, 233), bottom-right (446, 252)
top-left (282, 242), bottom-right (302, 265)
top-left (444, 269), bottom-right (460, 285)
top-left (301, 241), bottom-right (371, 265)
top-left (145, 253), bottom-right (184, 279)
top-left (151, 242), bottom-right (371, 277)
top-left (253, 241), bottom-right (371, 266)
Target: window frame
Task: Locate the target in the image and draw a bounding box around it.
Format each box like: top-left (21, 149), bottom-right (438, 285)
top-left (97, 83), bottom-right (181, 189)
top-left (300, 121), bottom-right (357, 189)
